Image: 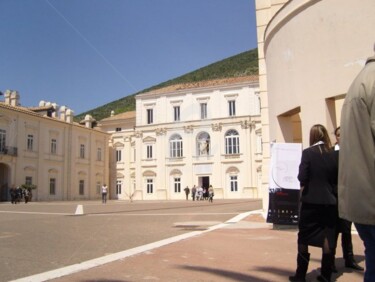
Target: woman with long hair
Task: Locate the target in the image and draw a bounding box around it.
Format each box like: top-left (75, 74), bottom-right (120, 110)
top-left (289, 124), bottom-right (338, 282)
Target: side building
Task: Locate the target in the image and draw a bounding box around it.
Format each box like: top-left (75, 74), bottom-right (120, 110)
top-left (255, 0), bottom-right (375, 210)
top-left (99, 76), bottom-right (263, 200)
top-left (0, 90), bottom-right (110, 201)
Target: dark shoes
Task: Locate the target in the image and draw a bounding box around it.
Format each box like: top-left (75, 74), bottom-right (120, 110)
top-left (345, 259), bottom-right (364, 271)
top-left (289, 253), bottom-right (310, 282)
top-left (317, 253), bottom-right (334, 282)
top-left (332, 256), bottom-right (364, 272)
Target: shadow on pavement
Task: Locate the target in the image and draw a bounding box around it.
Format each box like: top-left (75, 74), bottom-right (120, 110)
top-left (178, 265), bottom-right (272, 282)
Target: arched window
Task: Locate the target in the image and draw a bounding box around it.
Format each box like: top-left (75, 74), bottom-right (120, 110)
top-left (225, 129), bottom-right (240, 154)
top-left (196, 132), bottom-right (210, 156)
top-left (169, 134), bottom-right (183, 158)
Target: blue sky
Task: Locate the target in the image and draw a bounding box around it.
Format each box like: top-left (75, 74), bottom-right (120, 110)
top-left (0, 0), bottom-right (257, 114)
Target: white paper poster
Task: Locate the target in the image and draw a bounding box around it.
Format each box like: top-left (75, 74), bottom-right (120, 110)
top-left (269, 143), bottom-right (302, 190)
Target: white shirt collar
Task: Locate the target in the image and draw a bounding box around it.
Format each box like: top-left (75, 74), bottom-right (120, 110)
top-left (312, 141), bottom-right (324, 147)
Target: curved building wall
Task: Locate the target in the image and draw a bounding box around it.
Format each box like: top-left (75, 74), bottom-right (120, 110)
top-left (264, 0), bottom-right (375, 146)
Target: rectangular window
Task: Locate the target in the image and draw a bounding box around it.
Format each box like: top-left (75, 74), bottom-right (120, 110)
top-left (200, 103), bottom-right (207, 119)
top-left (226, 137), bottom-right (240, 155)
top-left (116, 180), bottom-right (122, 194)
top-left (170, 139), bottom-right (183, 158)
top-left (115, 127), bottom-right (122, 132)
top-left (25, 176), bottom-right (32, 185)
top-left (116, 149), bottom-right (122, 162)
top-left (0, 129), bottom-right (6, 152)
top-left (27, 134), bottom-right (34, 151)
top-left (79, 180), bottom-right (84, 195)
top-left (225, 136), bottom-right (240, 154)
top-left (49, 178), bottom-right (56, 195)
top-left (230, 176), bottom-right (238, 192)
top-left (51, 139), bottom-right (57, 154)
top-left (80, 144), bottom-right (85, 158)
top-left (147, 109), bottom-right (153, 124)
top-left (147, 179), bottom-right (153, 194)
top-left (97, 148), bottom-right (102, 161)
top-left (174, 106), bottom-right (180, 121)
top-left (228, 100), bottom-right (236, 116)
top-left (174, 177), bottom-right (181, 193)
top-left (147, 145), bottom-right (153, 159)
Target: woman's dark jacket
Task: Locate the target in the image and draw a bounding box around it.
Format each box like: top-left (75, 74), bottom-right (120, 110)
top-left (298, 144), bottom-right (339, 205)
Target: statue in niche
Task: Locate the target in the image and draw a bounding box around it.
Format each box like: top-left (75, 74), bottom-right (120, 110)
top-left (199, 139), bottom-right (209, 155)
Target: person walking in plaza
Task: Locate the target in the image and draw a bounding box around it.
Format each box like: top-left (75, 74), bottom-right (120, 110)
top-left (23, 188), bottom-right (30, 204)
top-left (191, 185), bottom-right (197, 201)
top-left (203, 187), bottom-right (208, 200)
top-left (339, 48), bottom-right (375, 282)
top-left (197, 185), bottom-right (203, 201)
top-left (101, 184), bottom-right (108, 204)
top-left (10, 185), bottom-right (16, 204)
top-left (208, 185), bottom-right (214, 203)
top-left (331, 126), bottom-right (363, 272)
top-left (15, 186), bottom-right (22, 203)
top-left (184, 186), bottom-right (190, 200)
top-left (289, 124), bottom-right (338, 282)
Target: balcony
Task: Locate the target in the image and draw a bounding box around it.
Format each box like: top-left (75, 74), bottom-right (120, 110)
top-left (0, 146), bottom-right (18, 156)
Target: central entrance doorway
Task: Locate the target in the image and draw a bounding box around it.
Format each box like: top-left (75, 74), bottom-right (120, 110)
top-left (198, 176), bottom-right (210, 190)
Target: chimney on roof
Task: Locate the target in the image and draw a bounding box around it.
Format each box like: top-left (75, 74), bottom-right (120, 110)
top-left (66, 109), bottom-right (74, 123)
top-left (10, 91), bottom-right (20, 106)
top-left (84, 114), bottom-right (94, 128)
top-left (4, 90), bottom-right (11, 105)
top-left (59, 106), bottom-right (67, 121)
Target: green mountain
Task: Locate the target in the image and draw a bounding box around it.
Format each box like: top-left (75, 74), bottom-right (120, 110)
top-left (75, 48), bottom-right (258, 122)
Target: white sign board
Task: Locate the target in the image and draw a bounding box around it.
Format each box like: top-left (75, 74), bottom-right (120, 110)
top-left (269, 143), bottom-right (302, 190)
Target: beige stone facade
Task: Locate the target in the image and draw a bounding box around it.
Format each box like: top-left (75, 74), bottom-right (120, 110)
top-left (255, 0), bottom-right (375, 209)
top-left (0, 90), bottom-right (110, 201)
top-left (99, 76), bottom-right (263, 200)
top-left (98, 111), bottom-right (136, 200)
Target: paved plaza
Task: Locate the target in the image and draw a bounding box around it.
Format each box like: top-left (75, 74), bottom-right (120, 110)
top-left (0, 199), bottom-right (365, 282)
top-left (1, 199), bottom-right (260, 281)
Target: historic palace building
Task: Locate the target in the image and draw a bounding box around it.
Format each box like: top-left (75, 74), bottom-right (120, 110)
top-left (99, 76), bottom-right (263, 201)
top-left (0, 90), bottom-right (110, 201)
